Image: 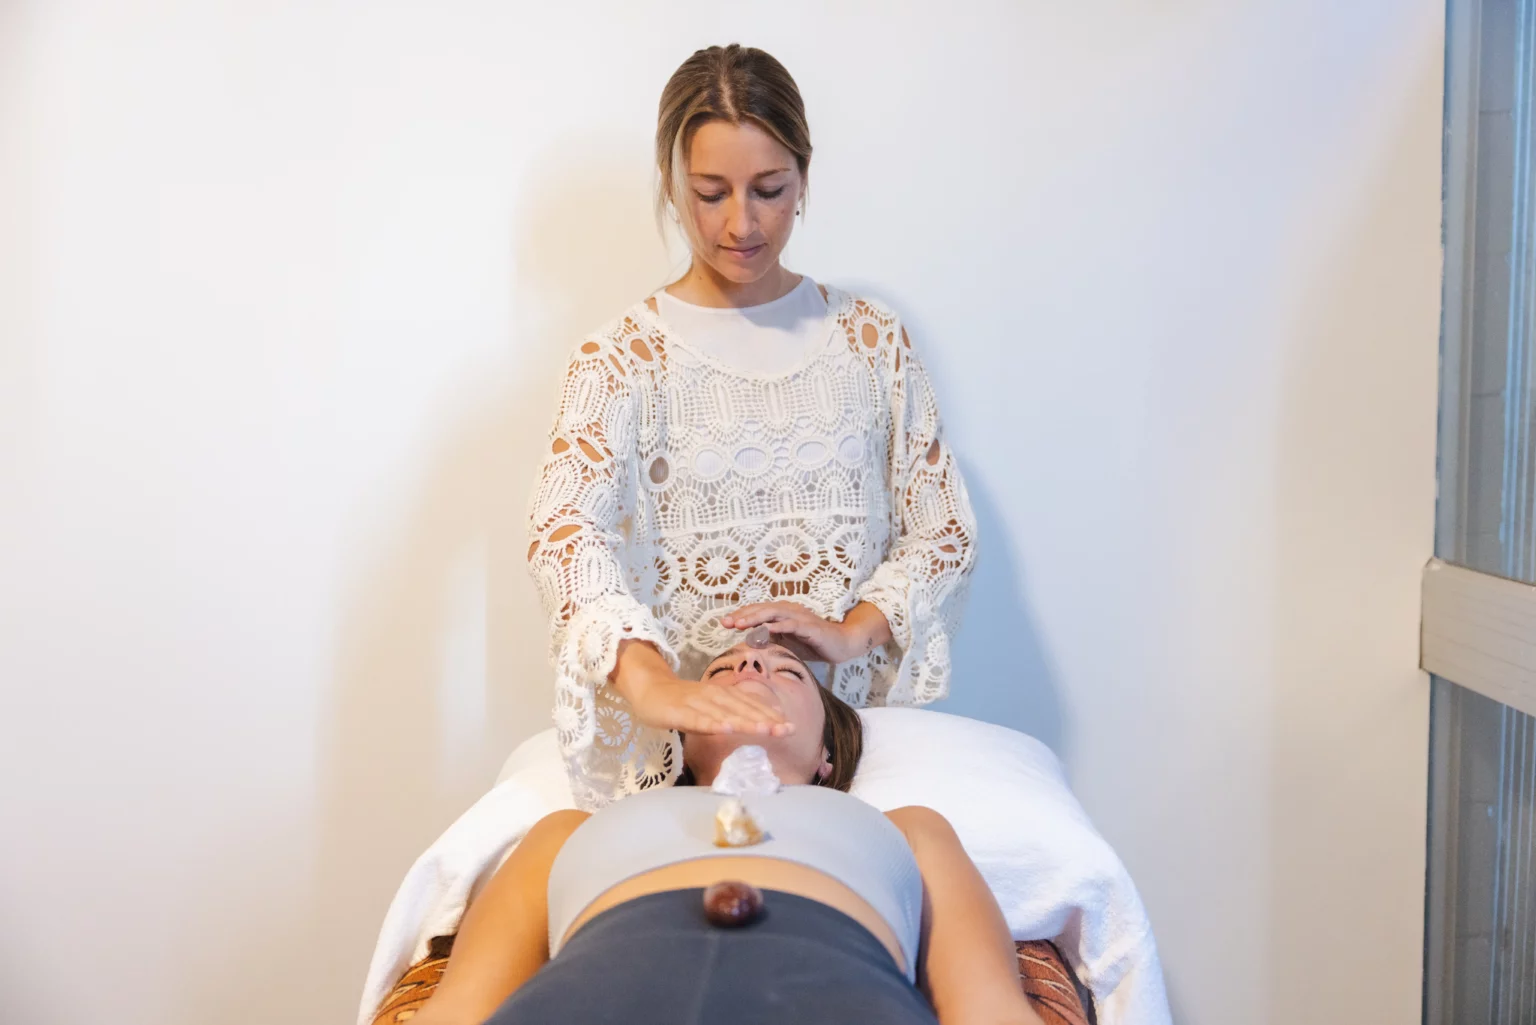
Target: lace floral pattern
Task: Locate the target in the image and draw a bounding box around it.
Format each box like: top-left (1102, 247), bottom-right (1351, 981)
top-left (526, 287), bottom-right (977, 809)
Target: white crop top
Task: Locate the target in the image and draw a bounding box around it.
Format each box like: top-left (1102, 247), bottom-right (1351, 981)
top-left (545, 785), bottom-right (924, 980)
top-left (654, 274), bottom-right (831, 375)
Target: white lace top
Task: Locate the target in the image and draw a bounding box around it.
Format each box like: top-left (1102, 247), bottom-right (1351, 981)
top-left (526, 284), bottom-right (977, 809)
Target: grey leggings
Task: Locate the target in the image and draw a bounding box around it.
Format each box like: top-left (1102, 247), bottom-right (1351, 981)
top-left (481, 887), bottom-right (939, 1025)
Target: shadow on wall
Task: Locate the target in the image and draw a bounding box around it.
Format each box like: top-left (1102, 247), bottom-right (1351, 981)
top-left (297, 138), bottom-right (671, 1025)
top-left (935, 467), bottom-right (1069, 764)
top-left (832, 280), bottom-right (1069, 763)
top-left (1264, 37), bottom-right (1441, 1025)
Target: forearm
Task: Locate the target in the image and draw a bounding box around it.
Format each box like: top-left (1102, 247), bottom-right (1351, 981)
top-left (840, 600), bottom-right (893, 656)
top-left (608, 637), bottom-right (670, 699)
top-left (414, 810), bottom-right (589, 1025)
top-left (891, 807), bottom-right (1044, 1025)
top-left (926, 882), bottom-right (1043, 1025)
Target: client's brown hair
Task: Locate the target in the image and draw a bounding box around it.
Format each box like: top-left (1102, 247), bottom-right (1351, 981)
top-left (677, 684), bottom-right (864, 792)
top-left (812, 684), bottom-right (864, 792)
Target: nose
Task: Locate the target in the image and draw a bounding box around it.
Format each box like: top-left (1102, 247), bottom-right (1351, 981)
top-left (727, 195), bottom-right (755, 241)
top-left (735, 656), bottom-right (765, 676)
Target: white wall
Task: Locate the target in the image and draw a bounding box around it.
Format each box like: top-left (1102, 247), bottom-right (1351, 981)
top-left (0, 3), bottom-right (1443, 1024)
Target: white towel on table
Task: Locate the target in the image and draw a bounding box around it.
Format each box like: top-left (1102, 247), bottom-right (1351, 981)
top-left (357, 710), bottom-right (1170, 1025)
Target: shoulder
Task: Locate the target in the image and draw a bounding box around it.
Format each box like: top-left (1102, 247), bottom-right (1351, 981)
top-left (523, 808), bottom-right (592, 852)
top-left (883, 804), bottom-right (958, 846)
top-left (827, 286), bottom-right (902, 331)
top-left (563, 299), bottom-right (667, 373)
top-left (824, 286), bottom-right (918, 369)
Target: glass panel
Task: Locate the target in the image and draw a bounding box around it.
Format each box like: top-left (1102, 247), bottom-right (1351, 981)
top-left (1457, 0), bottom-right (1536, 583)
top-left (1429, 684), bottom-right (1536, 1025)
top-left (1427, 1), bottom-right (1536, 1023)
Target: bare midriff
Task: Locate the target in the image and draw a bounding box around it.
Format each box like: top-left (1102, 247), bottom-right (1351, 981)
top-left (559, 855), bottom-right (909, 972)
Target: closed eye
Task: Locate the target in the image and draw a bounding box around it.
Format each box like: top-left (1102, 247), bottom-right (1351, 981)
top-left (707, 665), bottom-right (730, 678)
top-left (777, 666), bottom-right (806, 681)
top-left (694, 188), bottom-right (786, 204)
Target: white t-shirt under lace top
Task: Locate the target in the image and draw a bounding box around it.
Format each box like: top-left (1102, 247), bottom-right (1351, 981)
top-left (526, 282), bottom-right (977, 810)
top-left (655, 274), bottom-right (830, 376)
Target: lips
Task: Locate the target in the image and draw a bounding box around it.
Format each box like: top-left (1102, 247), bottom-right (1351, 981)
top-left (723, 243), bottom-right (766, 260)
top-left (733, 678), bottom-right (782, 707)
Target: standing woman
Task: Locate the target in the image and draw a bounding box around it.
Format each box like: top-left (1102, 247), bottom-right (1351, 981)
top-left (526, 44), bottom-right (976, 809)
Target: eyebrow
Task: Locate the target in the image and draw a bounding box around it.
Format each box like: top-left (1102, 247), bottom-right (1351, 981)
top-left (687, 168), bottom-right (792, 182)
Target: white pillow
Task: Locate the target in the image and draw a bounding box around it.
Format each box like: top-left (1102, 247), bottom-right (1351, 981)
top-left (850, 708), bottom-right (1167, 1024)
top-left (494, 726), bottom-right (568, 792)
top-left (489, 709), bottom-right (1168, 1024)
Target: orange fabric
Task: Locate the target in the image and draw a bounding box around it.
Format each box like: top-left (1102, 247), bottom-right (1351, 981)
top-left (1016, 940), bottom-right (1095, 1025)
top-left (370, 935), bottom-right (452, 1024)
top-left (369, 936), bottom-right (1093, 1025)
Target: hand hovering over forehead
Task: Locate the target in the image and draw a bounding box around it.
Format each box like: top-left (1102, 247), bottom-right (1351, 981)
top-left (720, 600), bottom-right (893, 665)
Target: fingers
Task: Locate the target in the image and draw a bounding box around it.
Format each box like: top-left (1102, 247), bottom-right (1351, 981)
top-left (634, 676), bottom-right (794, 737)
top-left (685, 687), bottom-right (794, 738)
top-left (721, 602), bottom-right (806, 630)
top-left (767, 615), bottom-right (820, 640)
top-left (704, 686), bottom-right (790, 729)
top-left (759, 612), bottom-right (832, 650)
top-left (677, 710), bottom-right (795, 738)
top-left (771, 634), bottom-right (822, 664)
top-left (675, 709), bottom-right (730, 735)
top-left (719, 603), bottom-right (838, 664)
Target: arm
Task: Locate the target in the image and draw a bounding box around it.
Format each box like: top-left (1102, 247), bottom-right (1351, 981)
top-left (404, 810), bottom-right (591, 1025)
top-left (888, 806), bottom-right (1044, 1025)
top-left (526, 337), bottom-right (673, 806)
top-left (854, 327), bottom-right (977, 705)
top-left (527, 337), bottom-right (786, 806)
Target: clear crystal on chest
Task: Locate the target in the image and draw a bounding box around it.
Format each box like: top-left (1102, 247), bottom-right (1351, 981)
top-left (710, 745), bottom-right (780, 848)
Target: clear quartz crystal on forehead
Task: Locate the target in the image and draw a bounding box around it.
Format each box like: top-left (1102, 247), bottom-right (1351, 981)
top-left (744, 625), bottom-right (772, 649)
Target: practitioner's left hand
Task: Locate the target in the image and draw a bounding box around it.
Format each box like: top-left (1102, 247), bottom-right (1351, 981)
top-left (720, 601), bottom-right (890, 665)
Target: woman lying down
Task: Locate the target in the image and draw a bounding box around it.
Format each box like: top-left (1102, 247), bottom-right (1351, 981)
top-left (408, 641), bottom-right (1045, 1025)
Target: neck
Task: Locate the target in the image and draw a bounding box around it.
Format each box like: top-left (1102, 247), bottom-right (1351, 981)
top-left (684, 747), bottom-right (812, 789)
top-left (667, 259), bottom-right (797, 309)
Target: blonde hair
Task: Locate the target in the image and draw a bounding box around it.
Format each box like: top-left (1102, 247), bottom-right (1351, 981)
top-left (655, 44), bottom-right (812, 246)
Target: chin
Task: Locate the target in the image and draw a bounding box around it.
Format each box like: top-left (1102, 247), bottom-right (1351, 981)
top-left (711, 262), bottom-right (766, 284)
top-left (709, 250), bottom-right (780, 284)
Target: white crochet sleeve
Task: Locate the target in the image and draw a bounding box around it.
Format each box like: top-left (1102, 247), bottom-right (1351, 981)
top-left (526, 334), bottom-right (680, 809)
top-left (855, 327), bottom-right (978, 706)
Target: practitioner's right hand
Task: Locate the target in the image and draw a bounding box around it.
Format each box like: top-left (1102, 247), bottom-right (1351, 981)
top-left (609, 640), bottom-right (794, 737)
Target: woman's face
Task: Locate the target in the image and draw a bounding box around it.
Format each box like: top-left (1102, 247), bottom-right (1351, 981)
top-left (680, 119), bottom-right (804, 285)
top-left (682, 642), bottom-right (830, 786)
